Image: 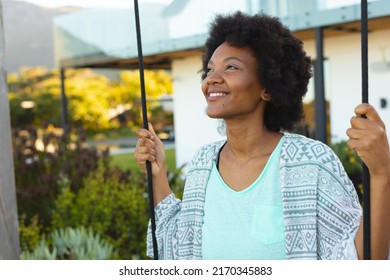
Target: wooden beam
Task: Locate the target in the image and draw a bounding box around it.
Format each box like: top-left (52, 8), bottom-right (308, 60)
top-left (0, 0), bottom-right (20, 260)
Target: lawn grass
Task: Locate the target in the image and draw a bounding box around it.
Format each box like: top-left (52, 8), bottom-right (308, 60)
top-left (110, 148), bottom-right (176, 172)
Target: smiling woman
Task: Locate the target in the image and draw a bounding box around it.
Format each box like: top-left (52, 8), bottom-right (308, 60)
top-left (202, 43), bottom-right (268, 121)
top-left (133, 11), bottom-right (390, 260)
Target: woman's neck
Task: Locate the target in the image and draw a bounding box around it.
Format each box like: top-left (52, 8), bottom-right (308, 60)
top-left (224, 119), bottom-right (282, 161)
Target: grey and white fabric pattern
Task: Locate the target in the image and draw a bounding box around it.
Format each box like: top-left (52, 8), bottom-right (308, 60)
top-left (147, 133), bottom-right (362, 260)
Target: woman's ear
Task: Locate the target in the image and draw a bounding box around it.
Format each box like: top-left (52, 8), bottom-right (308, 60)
top-left (261, 90), bottom-right (271, 101)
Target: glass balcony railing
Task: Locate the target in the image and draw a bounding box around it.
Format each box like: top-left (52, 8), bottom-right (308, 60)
top-left (53, 0), bottom-right (388, 67)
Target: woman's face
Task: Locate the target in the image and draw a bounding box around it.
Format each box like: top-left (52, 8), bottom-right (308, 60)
top-left (201, 42), bottom-right (267, 120)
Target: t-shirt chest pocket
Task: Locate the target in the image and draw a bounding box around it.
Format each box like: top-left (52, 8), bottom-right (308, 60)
top-left (250, 204), bottom-right (285, 245)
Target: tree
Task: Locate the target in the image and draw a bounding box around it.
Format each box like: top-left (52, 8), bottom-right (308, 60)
top-left (0, 0), bottom-right (20, 259)
top-left (8, 67), bottom-right (61, 127)
top-left (8, 68), bottom-right (173, 132)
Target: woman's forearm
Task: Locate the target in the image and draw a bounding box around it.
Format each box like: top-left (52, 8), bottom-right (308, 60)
top-left (355, 174), bottom-right (390, 259)
top-left (151, 166), bottom-right (173, 207)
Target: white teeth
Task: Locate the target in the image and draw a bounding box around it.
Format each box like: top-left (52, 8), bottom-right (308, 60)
top-left (209, 93), bottom-right (226, 97)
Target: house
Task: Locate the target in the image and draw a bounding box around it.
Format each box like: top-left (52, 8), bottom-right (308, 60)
top-left (53, 0), bottom-right (390, 169)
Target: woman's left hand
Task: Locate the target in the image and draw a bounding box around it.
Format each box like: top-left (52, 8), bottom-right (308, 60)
top-left (346, 103), bottom-right (390, 178)
top-left (347, 104), bottom-right (390, 259)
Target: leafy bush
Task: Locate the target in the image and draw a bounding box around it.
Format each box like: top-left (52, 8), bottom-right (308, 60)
top-left (20, 227), bottom-right (114, 260)
top-left (51, 165), bottom-right (149, 259)
top-left (50, 161), bottom-right (185, 260)
top-left (18, 215), bottom-right (43, 253)
top-left (13, 124), bottom-right (185, 260)
top-left (12, 126), bottom-right (108, 228)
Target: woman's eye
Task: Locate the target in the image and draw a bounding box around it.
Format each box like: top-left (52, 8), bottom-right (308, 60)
top-left (206, 67), bottom-right (213, 74)
top-left (226, 65), bottom-right (238, 70)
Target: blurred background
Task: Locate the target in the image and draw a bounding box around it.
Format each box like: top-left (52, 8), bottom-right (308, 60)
top-left (1, 0), bottom-right (389, 259)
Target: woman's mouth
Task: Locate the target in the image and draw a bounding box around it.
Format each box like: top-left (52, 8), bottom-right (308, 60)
top-left (209, 92), bottom-right (227, 97)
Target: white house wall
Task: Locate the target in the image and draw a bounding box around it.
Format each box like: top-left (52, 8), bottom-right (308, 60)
top-left (172, 54), bottom-right (225, 170)
top-left (303, 29), bottom-right (390, 143)
top-left (172, 30), bottom-right (390, 170)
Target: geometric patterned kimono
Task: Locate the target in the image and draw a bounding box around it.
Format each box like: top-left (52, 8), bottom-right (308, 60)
top-left (147, 133), bottom-right (362, 259)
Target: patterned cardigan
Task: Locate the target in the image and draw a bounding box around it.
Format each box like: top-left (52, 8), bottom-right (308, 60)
top-left (147, 133), bottom-right (362, 259)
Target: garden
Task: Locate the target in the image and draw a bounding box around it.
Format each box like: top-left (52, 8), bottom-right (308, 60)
top-left (9, 67), bottom-right (363, 260)
top-left (10, 67), bottom-right (183, 260)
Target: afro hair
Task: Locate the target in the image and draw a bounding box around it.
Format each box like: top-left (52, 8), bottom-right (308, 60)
top-left (201, 11), bottom-right (312, 132)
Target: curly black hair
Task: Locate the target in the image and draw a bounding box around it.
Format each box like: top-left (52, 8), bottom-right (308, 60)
top-left (201, 11), bottom-right (312, 132)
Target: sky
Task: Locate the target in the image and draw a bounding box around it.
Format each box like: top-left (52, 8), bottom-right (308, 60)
top-left (17, 0), bottom-right (365, 9)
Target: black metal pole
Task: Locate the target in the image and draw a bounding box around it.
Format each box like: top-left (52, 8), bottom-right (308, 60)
top-left (361, 0), bottom-right (371, 260)
top-left (133, 0), bottom-right (158, 260)
top-left (314, 27), bottom-right (327, 144)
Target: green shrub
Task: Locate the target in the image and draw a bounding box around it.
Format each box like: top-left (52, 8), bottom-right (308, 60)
top-left (51, 165), bottom-right (149, 259)
top-left (12, 126), bottom-right (108, 228)
top-left (14, 123), bottom-right (185, 260)
top-left (18, 215), bottom-right (44, 253)
top-left (20, 227), bottom-right (114, 260)
top-left (51, 161), bottom-right (185, 260)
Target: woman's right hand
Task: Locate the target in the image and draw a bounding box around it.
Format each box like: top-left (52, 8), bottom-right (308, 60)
top-left (134, 123), bottom-right (166, 176)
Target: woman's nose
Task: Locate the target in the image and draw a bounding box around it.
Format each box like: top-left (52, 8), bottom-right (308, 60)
top-left (206, 70), bottom-right (223, 85)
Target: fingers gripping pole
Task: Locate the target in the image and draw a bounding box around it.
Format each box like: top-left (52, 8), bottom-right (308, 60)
top-left (133, 0), bottom-right (159, 260)
top-left (361, 0), bottom-right (371, 260)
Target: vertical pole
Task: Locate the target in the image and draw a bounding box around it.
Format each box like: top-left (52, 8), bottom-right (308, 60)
top-left (0, 0), bottom-right (20, 259)
top-left (133, 0), bottom-right (158, 260)
top-left (60, 67), bottom-right (68, 135)
top-left (360, 0), bottom-right (371, 260)
top-left (314, 27), bottom-right (327, 144)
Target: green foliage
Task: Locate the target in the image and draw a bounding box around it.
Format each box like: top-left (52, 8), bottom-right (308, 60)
top-left (65, 69), bottom-right (113, 130)
top-left (149, 105), bottom-right (174, 133)
top-left (51, 159), bottom-right (185, 259)
top-left (13, 124), bottom-right (184, 259)
top-left (9, 66), bottom-right (177, 260)
top-left (118, 70), bottom-right (172, 102)
top-left (8, 67), bottom-right (173, 132)
top-left (20, 238), bottom-right (57, 260)
top-left (8, 68), bottom-right (62, 127)
top-left (51, 165), bottom-right (150, 260)
top-left (12, 126), bottom-right (107, 228)
top-left (20, 227), bottom-right (114, 260)
top-left (18, 215), bottom-right (43, 253)
top-left (331, 140), bottom-right (362, 176)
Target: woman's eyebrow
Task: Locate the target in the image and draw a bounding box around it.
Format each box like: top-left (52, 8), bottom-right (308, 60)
top-left (208, 56), bottom-right (245, 65)
top-left (223, 56), bottom-right (245, 63)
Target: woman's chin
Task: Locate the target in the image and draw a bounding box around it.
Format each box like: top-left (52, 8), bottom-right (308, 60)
top-left (206, 109), bottom-right (223, 119)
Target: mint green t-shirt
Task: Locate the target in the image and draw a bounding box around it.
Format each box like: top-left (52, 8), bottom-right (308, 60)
top-left (202, 137), bottom-right (286, 260)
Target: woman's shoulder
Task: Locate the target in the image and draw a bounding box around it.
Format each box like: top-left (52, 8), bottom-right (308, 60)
top-left (281, 132), bottom-right (336, 164)
top-left (283, 132), bottom-right (323, 144)
top-left (190, 140), bottom-right (226, 167)
top-left (200, 140), bottom-right (226, 150)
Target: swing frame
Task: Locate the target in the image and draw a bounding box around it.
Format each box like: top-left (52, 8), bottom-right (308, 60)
top-left (135, 0), bottom-right (372, 261)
